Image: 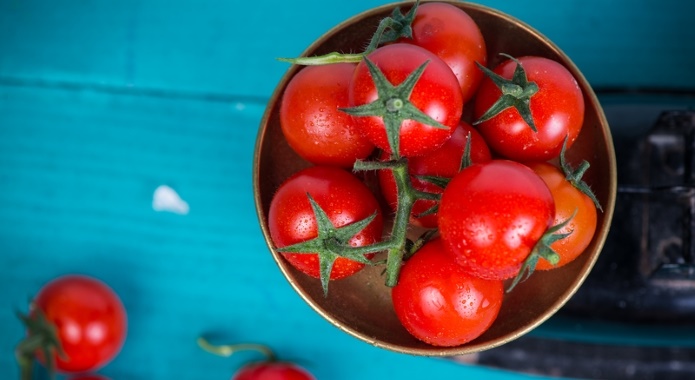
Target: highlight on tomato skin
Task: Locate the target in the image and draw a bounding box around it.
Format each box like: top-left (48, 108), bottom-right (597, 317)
top-left (21, 275), bottom-right (127, 375)
top-left (233, 362), bottom-right (317, 380)
top-left (279, 63), bottom-right (375, 168)
top-left (437, 160), bottom-right (555, 281)
top-left (391, 238), bottom-right (504, 347)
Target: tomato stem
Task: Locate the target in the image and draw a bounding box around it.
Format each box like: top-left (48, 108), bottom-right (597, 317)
top-left (17, 352), bottom-right (33, 380)
top-left (338, 158), bottom-right (429, 287)
top-left (559, 135), bottom-right (603, 211)
top-left (383, 159), bottom-right (417, 286)
top-left (15, 307), bottom-right (64, 380)
top-left (473, 53), bottom-right (540, 132)
top-left (506, 210), bottom-right (576, 292)
top-left (197, 337), bottom-right (277, 362)
top-left (276, 1), bottom-right (420, 66)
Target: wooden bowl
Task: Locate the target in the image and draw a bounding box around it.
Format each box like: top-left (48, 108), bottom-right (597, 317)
top-left (253, 0), bottom-right (617, 356)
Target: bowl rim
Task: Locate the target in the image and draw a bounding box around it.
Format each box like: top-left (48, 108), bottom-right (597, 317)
top-left (253, 0), bottom-right (618, 356)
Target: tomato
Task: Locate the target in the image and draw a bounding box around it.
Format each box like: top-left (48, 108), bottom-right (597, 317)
top-left (438, 160), bottom-right (555, 280)
top-left (268, 166), bottom-right (383, 281)
top-left (280, 63), bottom-right (374, 168)
top-left (402, 2), bottom-right (487, 103)
top-left (392, 238), bottom-right (504, 347)
top-left (348, 43), bottom-right (463, 157)
top-left (378, 121), bottom-right (491, 228)
top-left (473, 56), bottom-right (584, 162)
top-left (31, 275), bottom-right (127, 373)
top-left (527, 161), bottom-right (597, 270)
top-left (234, 362), bottom-right (316, 380)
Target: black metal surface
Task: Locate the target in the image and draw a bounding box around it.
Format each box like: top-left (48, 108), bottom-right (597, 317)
top-left (562, 102), bottom-right (695, 324)
top-left (457, 336), bottom-right (695, 380)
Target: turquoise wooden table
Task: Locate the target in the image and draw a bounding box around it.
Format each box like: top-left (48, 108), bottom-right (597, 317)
top-left (1, 1), bottom-right (693, 379)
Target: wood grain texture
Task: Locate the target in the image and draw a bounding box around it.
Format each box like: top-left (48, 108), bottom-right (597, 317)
top-left (1, 0), bottom-right (693, 378)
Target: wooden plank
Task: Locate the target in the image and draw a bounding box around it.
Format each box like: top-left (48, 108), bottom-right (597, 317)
top-left (0, 84), bottom-right (544, 379)
top-left (1, 0), bottom-right (693, 98)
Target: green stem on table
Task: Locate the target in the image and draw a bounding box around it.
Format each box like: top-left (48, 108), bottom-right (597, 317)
top-left (382, 159), bottom-right (417, 287)
top-left (197, 337), bottom-right (277, 362)
top-left (277, 0), bottom-right (420, 65)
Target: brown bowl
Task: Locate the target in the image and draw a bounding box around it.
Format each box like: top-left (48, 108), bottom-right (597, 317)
top-left (253, 0), bottom-right (617, 356)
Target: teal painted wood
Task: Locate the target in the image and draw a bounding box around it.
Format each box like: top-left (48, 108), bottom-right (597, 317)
top-left (1, 0), bottom-right (694, 98)
top-left (0, 85), bottom-right (549, 379)
top-left (1, 1), bottom-right (694, 379)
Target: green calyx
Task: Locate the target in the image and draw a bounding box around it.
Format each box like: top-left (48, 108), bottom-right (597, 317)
top-left (16, 306), bottom-right (65, 380)
top-left (506, 210), bottom-right (576, 293)
top-left (474, 53), bottom-right (540, 132)
top-left (559, 136), bottom-right (603, 212)
top-left (340, 57), bottom-right (447, 158)
top-left (412, 132), bottom-right (474, 218)
top-left (277, 194), bottom-right (380, 296)
top-left (277, 0), bottom-right (420, 65)
top-left (275, 158), bottom-right (439, 295)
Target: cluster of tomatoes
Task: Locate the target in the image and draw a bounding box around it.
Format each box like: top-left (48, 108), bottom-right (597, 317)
top-left (16, 275), bottom-right (316, 379)
top-left (269, 1), bottom-right (602, 347)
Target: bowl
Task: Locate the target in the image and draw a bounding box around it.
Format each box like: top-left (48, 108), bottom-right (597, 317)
top-left (253, 0), bottom-right (617, 356)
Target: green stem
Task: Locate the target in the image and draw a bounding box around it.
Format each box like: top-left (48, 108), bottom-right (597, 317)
top-left (17, 353), bottom-right (32, 380)
top-left (412, 189), bottom-right (441, 201)
top-left (568, 160), bottom-right (590, 182)
top-left (277, 52), bottom-right (365, 65)
top-left (324, 238), bottom-right (394, 257)
top-left (197, 337), bottom-right (276, 362)
top-left (344, 159), bottom-right (429, 286)
top-left (277, 1), bottom-right (419, 66)
top-left (384, 160), bottom-right (417, 286)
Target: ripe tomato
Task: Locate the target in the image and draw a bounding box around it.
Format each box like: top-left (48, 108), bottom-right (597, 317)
top-left (31, 275), bottom-right (127, 373)
top-left (527, 161), bottom-right (597, 270)
top-left (402, 2), bottom-right (487, 103)
top-left (438, 160), bottom-right (555, 280)
top-left (348, 43), bottom-right (463, 157)
top-left (280, 63), bottom-right (374, 168)
top-left (378, 121), bottom-right (491, 228)
top-left (392, 238), bottom-right (504, 347)
top-left (233, 362), bottom-right (316, 380)
top-left (268, 166), bottom-right (383, 280)
top-left (473, 56), bottom-right (584, 162)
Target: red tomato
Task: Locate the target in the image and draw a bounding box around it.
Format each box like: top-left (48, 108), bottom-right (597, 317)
top-left (438, 160), bottom-right (555, 280)
top-left (32, 275), bottom-right (127, 373)
top-left (392, 238), bottom-right (504, 347)
top-left (403, 2), bottom-right (487, 103)
top-left (348, 43), bottom-right (463, 157)
top-left (268, 166), bottom-right (383, 280)
top-left (378, 121), bottom-right (491, 228)
top-left (234, 362), bottom-right (316, 380)
top-left (280, 63), bottom-right (374, 168)
top-left (473, 56), bottom-right (584, 162)
top-left (527, 162), bottom-right (598, 270)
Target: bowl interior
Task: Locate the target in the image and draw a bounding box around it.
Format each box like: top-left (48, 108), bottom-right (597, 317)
top-left (253, 0), bottom-right (617, 356)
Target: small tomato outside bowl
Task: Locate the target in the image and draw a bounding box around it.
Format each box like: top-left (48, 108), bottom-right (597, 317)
top-left (253, 0), bottom-right (617, 356)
